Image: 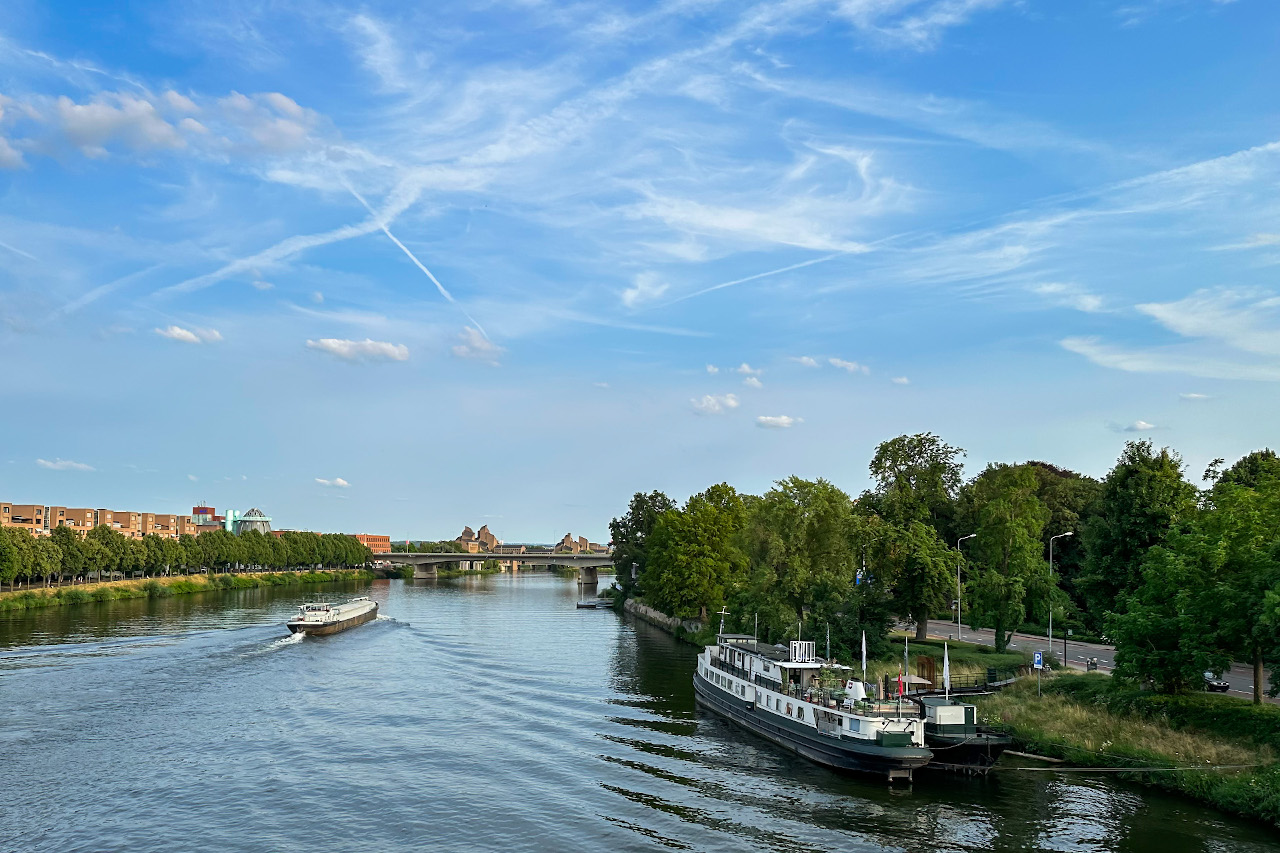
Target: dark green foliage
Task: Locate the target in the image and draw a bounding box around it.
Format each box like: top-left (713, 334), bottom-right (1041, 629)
top-left (962, 464), bottom-right (1049, 652)
top-left (1077, 441), bottom-right (1198, 631)
top-left (867, 432), bottom-right (964, 539)
top-left (610, 490), bottom-right (676, 598)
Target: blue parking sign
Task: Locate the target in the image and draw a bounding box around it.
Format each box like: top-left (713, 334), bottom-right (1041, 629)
top-left (1033, 651), bottom-right (1044, 670)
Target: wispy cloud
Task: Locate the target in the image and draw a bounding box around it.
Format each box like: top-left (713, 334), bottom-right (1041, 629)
top-left (829, 357), bottom-right (869, 374)
top-left (306, 338), bottom-right (410, 362)
top-left (1179, 392), bottom-right (1211, 400)
top-left (316, 477), bottom-right (350, 488)
top-left (734, 363), bottom-right (761, 376)
top-left (1062, 288), bottom-right (1280, 381)
top-left (691, 393), bottom-right (739, 415)
top-left (155, 324), bottom-right (220, 343)
top-left (743, 376), bottom-right (763, 389)
top-left (789, 356), bottom-right (819, 367)
top-left (1032, 282), bottom-right (1105, 313)
top-left (891, 376), bottom-right (910, 384)
top-left (621, 271), bottom-right (669, 308)
top-left (756, 414), bottom-right (800, 429)
top-left (706, 364), bottom-right (720, 374)
top-left (451, 326), bottom-right (504, 365)
top-left (36, 457), bottom-right (93, 471)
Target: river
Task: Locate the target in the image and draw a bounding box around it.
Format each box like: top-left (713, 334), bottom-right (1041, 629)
top-left (0, 575), bottom-right (1274, 853)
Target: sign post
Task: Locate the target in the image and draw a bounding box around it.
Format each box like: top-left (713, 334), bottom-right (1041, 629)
top-left (1033, 650), bottom-right (1044, 697)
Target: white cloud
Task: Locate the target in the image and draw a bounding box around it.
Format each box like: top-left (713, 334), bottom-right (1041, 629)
top-left (789, 356), bottom-right (820, 367)
top-left (620, 271), bottom-right (669, 308)
top-left (451, 326), bottom-right (504, 366)
top-left (891, 376), bottom-right (910, 384)
top-left (0, 136), bottom-right (23, 169)
top-left (1062, 288), bottom-right (1280, 381)
top-left (306, 338), bottom-right (410, 362)
top-left (593, 382), bottom-right (609, 389)
top-left (734, 363), bottom-right (761, 376)
top-left (155, 325), bottom-right (221, 344)
top-left (756, 415), bottom-right (801, 429)
top-left (743, 376), bottom-right (763, 389)
top-left (1123, 420), bottom-right (1158, 432)
top-left (250, 279), bottom-right (273, 290)
top-left (312, 290), bottom-right (324, 304)
top-left (187, 474), bottom-right (198, 481)
top-left (1179, 392), bottom-right (1211, 400)
top-left (829, 357), bottom-right (869, 374)
top-left (1032, 282), bottom-right (1105, 313)
top-left (706, 364), bottom-right (719, 374)
top-left (691, 393), bottom-right (739, 415)
top-left (315, 477), bottom-right (350, 488)
top-left (36, 457), bottom-right (94, 471)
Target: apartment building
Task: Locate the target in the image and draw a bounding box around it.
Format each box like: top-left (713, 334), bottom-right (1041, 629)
top-left (0, 504), bottom-right (47, 536)
top-left (353, 533), bottom-right (392, 554)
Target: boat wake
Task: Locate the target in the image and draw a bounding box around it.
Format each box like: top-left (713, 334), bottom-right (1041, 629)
top-left (239, 631), bottom-right (305, 657)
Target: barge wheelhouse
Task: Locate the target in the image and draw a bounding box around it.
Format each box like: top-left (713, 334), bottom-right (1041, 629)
top-left (694, 634), bottom-right (932, 782)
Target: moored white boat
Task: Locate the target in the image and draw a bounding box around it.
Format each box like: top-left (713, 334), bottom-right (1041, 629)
top-left (694, 634), bottom-right (932, 781)
top-left (286, 596), bottom-right (378, 636)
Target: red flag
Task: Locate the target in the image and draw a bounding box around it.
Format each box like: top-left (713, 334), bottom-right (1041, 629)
top-left (897, 667), bottom-right (904, 698)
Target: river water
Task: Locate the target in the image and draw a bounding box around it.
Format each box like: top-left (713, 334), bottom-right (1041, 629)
top-left (0, 575), bottom-right (1274, 853)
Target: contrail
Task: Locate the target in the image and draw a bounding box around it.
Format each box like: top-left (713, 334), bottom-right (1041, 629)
top-left (344, 183), bottom-right (489, 339)
top-left (0, 239), bottom-right (38, 261)
top-left (662, 253), bottom-right (845, 307)
top-left (54, 264), bottom-right (165, 318)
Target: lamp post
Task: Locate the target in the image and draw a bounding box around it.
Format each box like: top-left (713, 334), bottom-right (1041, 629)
top-left (956, 534), bottom-right (975, 640)
top-left (1048, 531), bottom-right (1073, 661)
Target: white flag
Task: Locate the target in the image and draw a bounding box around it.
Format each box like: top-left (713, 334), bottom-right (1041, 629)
top-left (943, 641), bottom-right (951, 697)
top-left (860, 630), bottom-right (866, 676)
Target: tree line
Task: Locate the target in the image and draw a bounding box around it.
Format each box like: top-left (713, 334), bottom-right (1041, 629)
top-left (610, 433), bottom-right (1280, 703)
top-left (0, 525), bottom-right (374, 588)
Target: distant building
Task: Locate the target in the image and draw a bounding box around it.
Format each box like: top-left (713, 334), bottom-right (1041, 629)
top-left (353, 534), bottom-right (392, 554)
top-left (231, 508), bottom-right (272, 536)
top-left (456, 524), bottom-right (501, 552)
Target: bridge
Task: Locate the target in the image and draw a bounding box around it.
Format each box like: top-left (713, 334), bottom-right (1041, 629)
top-left (376, 551), bottom-right (615, 584)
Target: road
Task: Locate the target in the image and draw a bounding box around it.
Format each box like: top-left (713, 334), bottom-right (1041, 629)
top-left (923, 619), bottom-right (1276, 705)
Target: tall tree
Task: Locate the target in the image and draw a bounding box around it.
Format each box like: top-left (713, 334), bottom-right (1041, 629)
top-left (1023, 461), bottom-right (1102, 613)
top-left (642, 484), bottom-right (746, 620)
top-left (1077, 441), bottom-right (1198, 631)
top-left (50, 524), bottom-right (84, 581)
top-left (963, 464), bottom-right (1049, 652)
top-left (883, 521), bottom-right (956, 641)
top-left (610, 490), bottom-right (676, 597)
top-left (867, 432), bottom-right (965, 540)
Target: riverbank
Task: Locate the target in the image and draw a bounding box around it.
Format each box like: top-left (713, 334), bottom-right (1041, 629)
top-left (975, 674), bottom-right (1280, 827)
top-left (0, 569), bottom-right (375, 612)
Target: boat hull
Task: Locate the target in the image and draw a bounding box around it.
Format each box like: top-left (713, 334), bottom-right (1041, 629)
top-left (287, 602), bottom-right (378, 636)
top-left (693, 671), bottom-right (932, 781)
top-left (921, 730), bottom-right (1013, 775)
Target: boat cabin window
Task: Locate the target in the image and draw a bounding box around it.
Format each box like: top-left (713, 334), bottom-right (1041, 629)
top-left (797, 707), bottom-right (804, 721)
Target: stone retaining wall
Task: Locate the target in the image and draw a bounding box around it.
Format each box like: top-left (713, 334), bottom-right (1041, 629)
top-left (623, 598), bottom-right (704, 636)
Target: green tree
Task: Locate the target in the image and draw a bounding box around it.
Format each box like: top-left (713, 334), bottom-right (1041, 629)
top-left (883, 521), bottom-right (956, 641)
top-left (867, 432), bottom-right (965, 539)
top-left (1024, 461), bottom-right (1102, 614)
top-left (742, 477), bottom-right (857, 630)
top-left (1077, 441), bottom-right (1198, 632)
top-left (610, 490), bottom-right (676, 598)
top-left (964, 464), bottom-right (1049, 652)
top-left (31, 537), bottom-right (63, 587)
top-left (642, 483), bottom-right (745, 620)
top-left (86, 525), bottom-right (126, 581)
top-left (0, 527), bottom-right (34, 590)
top-left (1107, 544), bottom-right (1217, 693)
top-left (50, 525), bottom-right (84, 582)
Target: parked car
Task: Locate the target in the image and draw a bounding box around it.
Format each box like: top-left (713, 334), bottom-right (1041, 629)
top-left (1203, 671), bottom-right (1230, 692)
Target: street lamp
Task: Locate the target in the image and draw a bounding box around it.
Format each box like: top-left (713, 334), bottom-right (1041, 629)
top-left (956, 534), bottom-right (976, 640)
top-left (1048, 531), bottom-right (1074, 661)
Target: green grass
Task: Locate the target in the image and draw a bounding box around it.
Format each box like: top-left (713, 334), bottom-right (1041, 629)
top-left (976, 674), bottom-right (1280, 827)
top-left (0, 569), bottom-right (374, 612)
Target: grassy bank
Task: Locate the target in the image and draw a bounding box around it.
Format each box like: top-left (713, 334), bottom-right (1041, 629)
top-left (0, 569), bottom-right (375, 612)
top-left (975, 674), bottom-right (1280, 827)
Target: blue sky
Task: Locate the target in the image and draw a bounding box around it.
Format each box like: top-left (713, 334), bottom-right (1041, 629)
top-left (1, 0), bottom-right (1277, 542)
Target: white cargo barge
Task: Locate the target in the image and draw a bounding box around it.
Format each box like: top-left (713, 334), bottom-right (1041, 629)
top-left (286, 596), bottom-right (378, 636)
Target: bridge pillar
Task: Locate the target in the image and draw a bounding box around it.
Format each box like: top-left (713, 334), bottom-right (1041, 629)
top-left (413, 562), bottom-right (437, 580)
top-left (577, 565), bottom-right (599, 586)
